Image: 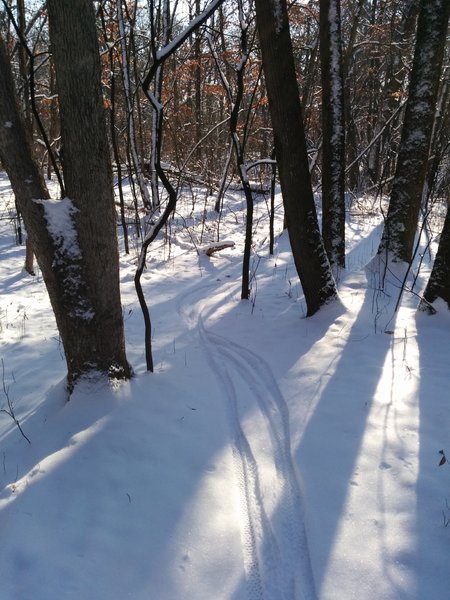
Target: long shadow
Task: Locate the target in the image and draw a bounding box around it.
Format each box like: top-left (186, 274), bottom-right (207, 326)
top-left (0, 273), bottom-right (249, 600)
top-left (294, 272), bottom-right (399, 597)
top-left (414, 310), bottom-right (450, 599)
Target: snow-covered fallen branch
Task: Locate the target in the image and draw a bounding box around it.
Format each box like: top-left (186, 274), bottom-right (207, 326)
top-left (201, 240), bottom-right (235, 257)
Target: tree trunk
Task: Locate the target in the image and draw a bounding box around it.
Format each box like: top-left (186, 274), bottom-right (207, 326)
top-left (254, 0), bottom-right (337, 316)
top-left (43, 0), bottom-right (131, 387)
top-left (24, 237), bottom-right (34, 275)
top-left (420, 203), bottom-right (450, 312)
top-left (320, 0), bottom-right (346, 271)
top-left (117, 0), bottom-right (152, 210)
top-left (342, 0), bottom-right (364, 191)
top-left (0, 37), bottom-right (51, 272)
top-left (377, 0), bottom-right (450, 263)
top-left (0, 32), bottom-right (129, 389)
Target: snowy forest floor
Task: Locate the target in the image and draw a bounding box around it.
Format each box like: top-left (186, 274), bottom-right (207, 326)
top-left (0, 171), bottom-right (449, 600)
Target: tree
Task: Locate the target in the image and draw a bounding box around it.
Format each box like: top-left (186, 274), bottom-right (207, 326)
top-left (254, 0), bottom-right (337, 316)
top-left (377, 0), bottom-right (450, 263)
top-left (320, 0), bottom-right (346, 271)
top-left (116, 0), bottom-right (152, 209)
top-left (136, 0), bottom-right (226, 371)
top-left (420, 204), bottom-right (450, 312)
top-left (0, 0), bottom-right (131, 390)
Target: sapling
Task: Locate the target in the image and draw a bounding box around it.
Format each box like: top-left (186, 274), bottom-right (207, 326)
top-left (0, 358), bottom-right (30, 443)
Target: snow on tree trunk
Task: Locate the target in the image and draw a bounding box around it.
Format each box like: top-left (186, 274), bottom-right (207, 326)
top-left (377, 0), bottom-right (450, 263)
top-left (46, 0), bottom-right (131, 387)
top-left (255, 0), bottom-right (337, 316)
top-left (320, 0), bottom-right (346, 272)
top-left (0, 32), bottom-right (130, 390)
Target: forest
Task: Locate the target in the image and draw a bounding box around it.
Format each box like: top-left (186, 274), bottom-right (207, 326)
top-left (0, 1), bottom-right (449, 599)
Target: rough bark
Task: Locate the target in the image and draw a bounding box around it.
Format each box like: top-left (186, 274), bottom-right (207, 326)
top-left (0, 37), bottom-right (51, 244)
top-left (320, 0), bottom-right (346, 270)
top-left (2, 35), bottom-right (109, 388)
top-left (46, 0), bottom-right (131, 386)
top-left (342, 0), bottom-right (364, 191)
top-left (24, 238), bottom-right (34, 275)
top-left (420, 204), bottom-right (450, 312)
top-left (377, 0), bottom-right (450, 263)
top-left (255, 0), bottom-right (337, 316)
top-left (0, 26), bottom-right (130, 390)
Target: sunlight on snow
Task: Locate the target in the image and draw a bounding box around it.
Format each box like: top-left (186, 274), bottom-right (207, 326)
top-left (321, 314), bottom-right (420, 599)
top-left (0, 417), bottom-right (109, 510)
top-left (166, 445), bottom-right (244, 599)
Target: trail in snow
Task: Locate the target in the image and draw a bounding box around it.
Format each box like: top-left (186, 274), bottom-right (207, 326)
top-left (179, 281), bottom-right (316, 600)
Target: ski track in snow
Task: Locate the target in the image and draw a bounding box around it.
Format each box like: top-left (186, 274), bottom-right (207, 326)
top-left (179, 283), bottom-right (316, 600)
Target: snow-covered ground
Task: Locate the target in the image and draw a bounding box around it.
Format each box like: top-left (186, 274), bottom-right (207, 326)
top-left (0, 171), bottom-right (449, 599)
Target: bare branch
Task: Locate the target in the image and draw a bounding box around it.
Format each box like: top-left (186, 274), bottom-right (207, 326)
top-left (1, 359), bottom-right (31, 444)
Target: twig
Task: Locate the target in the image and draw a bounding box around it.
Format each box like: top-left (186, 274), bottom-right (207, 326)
top-left (1, 358), bottom-right (31, 444)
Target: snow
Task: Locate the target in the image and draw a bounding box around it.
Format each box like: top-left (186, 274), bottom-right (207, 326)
top-left (33, 197), bottom-right (81, 262)
top-left (271, 0), bottom-right (284, 35)
top-left (155, 0), bottom-right (225, 64)
top-left (1, 170), bottom-right (449, 599)
top-left (31, 196), bottom-right (94, 321)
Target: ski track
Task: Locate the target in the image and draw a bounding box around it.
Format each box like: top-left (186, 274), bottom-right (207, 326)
top-left (178, 282), bottom-right (317, 600)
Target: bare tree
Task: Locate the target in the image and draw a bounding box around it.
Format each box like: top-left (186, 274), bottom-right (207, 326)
top-left (0, 0), bottom-right (131, 391)
top-left (255, 0), bottom-right (337, 316)
top-left (117, 0), bottom-right (152, 209)
top-left (377, 0), bottom-right (450, 263)
top-left (137, 0), bottom-right (226, 370)
top-left (420, 204), bottom-right (450, 312)
top-left (320, 0), bottom-right (346, 271)
top-left (45, 0), bottom-right (131, 386)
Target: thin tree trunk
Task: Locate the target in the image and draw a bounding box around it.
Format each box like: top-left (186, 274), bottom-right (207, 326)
top-left (208, 7), bottom-right (254, 300)
top-left (16, 0), bottom-right (35, 274)
top-left (16, 0), bottom-right (32, 130)
top-left (117, 0), bottom-right (152, 209)
top-left (320, 0), bottom-right (346, 271)
top-left (420, 203), bottom-right (450, 312)
top-left (342, 0), bottom-right (364, 191)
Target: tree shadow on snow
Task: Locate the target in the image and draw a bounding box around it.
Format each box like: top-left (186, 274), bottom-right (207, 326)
top-left (0, 274), bottom-right (250, 600)
top-left (294, 262), bottom-right (402, 598)
top-left (414, 308), bottom-right (450, 599)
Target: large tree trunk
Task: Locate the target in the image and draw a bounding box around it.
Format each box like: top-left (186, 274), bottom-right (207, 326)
top-left (377, 0), bottom-right (450, 263)
top-left (44, 0), bottom-right (131, 387)
top-left (320, 0), bottom-right (346, 271)
top-left (0, 37), bottom-right (51, 248)
top-left (254, 0), bottom-right (337, 316)
top-left (0, 4), bottom-right (131, 391)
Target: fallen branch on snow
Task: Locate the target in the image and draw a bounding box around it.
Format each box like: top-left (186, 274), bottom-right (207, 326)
top-left (201, 240), bottom-right (235, 257)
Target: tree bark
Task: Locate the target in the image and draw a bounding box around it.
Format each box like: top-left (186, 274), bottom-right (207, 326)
top-left (0, 1), bottom-right (132, 390)
top-left (377, 0), bottom-right (450, 263)
top-left (420, 203), bottom-right (450, 312)
top-left (320, 0), bottom-right (346, 271)
top-left (43, 0), bottom-right (131, 387)
top-left (0, 37), bottom-right (51, 250)
top-left (1, 36), bottom-right (84, 386)
top-left (254, 0), bottom-right (337, 316)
